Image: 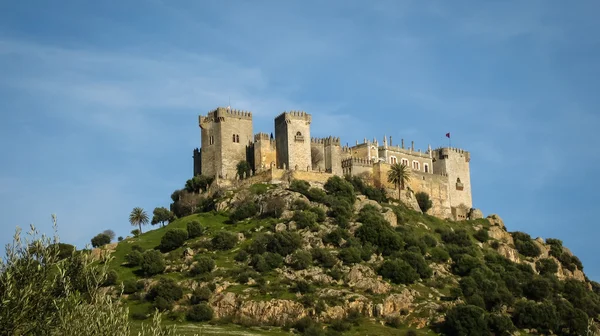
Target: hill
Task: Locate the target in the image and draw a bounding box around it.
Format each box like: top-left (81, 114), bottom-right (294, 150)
top-left (93, 175), bottom-right (600, 336)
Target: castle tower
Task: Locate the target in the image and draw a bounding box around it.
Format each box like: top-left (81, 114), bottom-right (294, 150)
top-left (254, 132), bottom-right (277, 173)
top-left (432, 147), bottom-right (472, 209)
top-left (324, 136), bottom-right (342, 175)
top-left (274, 111), bottom-right (312, 170)
top-left (199, 107), bottom-right (253, 179)
top-left (310, 137), bottom-right (326, 171)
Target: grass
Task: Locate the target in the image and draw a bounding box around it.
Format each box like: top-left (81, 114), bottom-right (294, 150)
top-left (129, 321), bottom-right (289, 336)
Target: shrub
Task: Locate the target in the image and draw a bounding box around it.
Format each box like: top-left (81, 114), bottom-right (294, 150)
top-left (490, 241), bottom-right (500, 249)
top-left (307, 188), bottom-right (327, 203)
top-left (122, 279), bottom-right (144, 294)
top-left (190, 257), bottom-right (215, 275)
top-left (422, 234), bottom-right (437, 248)
top-left (486, 313), bottom-right (516, 336)
top-left (452, 255), bottom-right (483, 276)
top-left (513, 300), bottom-right (559, 334)
top-left (263, 252), bottom-right (284, 269)
top-left (234, 250), bottom-right (249, 262)
top-left (536, 258), bottom-right (558, 276)
top-left (323, 228), bottom-right (350, 247)
top-left (290, 250), bottom-right (312, 270)
top-left (442, 304), bottom-right (489, 336)
top-left (146, 278), bottom-right (183, 303)
top-left (117, 236), bottom-right (123, 242)
top-left (102, 270), bottom-right (118, 286)
top-left (291, 280), bottom-right (314, 294)
top-left (338, 247), bottom-right (363, 264)
top-left (308, 207), bottom-right (326, 222)
top-left (190, 287), bottom-right (212, 304)
top-left (91, 233), bottom-right (111, 248)
top-left (290, 179), bottom-right (311, 194)
top-left (230, 201), bottom-right (259, 222)
top-left (264, 197), bottom-right (286, 218)
top-left (400, 251), bottom-right (432, 279)
top-left (415, 192), bottom-right (432, 213)
top-left (293, 199), bottom-right (310, 210)
top-left (324, 176), bottom-right (355, 204)
top-left (211, 231), bottom-right (238, 250)
top-left (512, 231), bottom-right (541, 258)
top-left (385, 316), bottom-right (403, 329)
top-left (268, 231), bottom-right (302, 256)
top-left (131, 312), bottom-right (147, 320)
top-left (473, 229), bottom-right (489, 243)
top-left (140, 250), bottom-right (166, 276)
top-left (378, 259), bottom-right (419, 284)
top-left (329, 319), bottom-right (352, 332)
top-left (131, 229), bottom-right (140, 237)
top-left (328, 199), bottom-right (353, 227)
top-left (187, 221), bottom-right (203, 238)
top-left (311, 248), bottom-right (337, 268)
top-left (186, 303), bottom-right (213, 322)
top-left (159, 229), bottom-right (189, 252)
top-left (293, 211), bottom-right (318, 230)
top-left (441, 229), bottom-right (472, 247)
top-left (429, 247), bottom-right (450, 263)
top-left (153, 296), bottom-right (172, 311)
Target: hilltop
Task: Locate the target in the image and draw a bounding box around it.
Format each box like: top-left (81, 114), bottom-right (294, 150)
top-left (94, 176), bottom-right (599, 336)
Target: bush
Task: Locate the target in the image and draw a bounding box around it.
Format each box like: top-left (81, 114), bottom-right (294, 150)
top-left (400, 251), bottom-right (432, 279)
top-left (91, 233), bottom-right (111, 248)
top-left (291, 280), bottom-right (314, 294)
top-left (130, 312), bottom-right (147, 320)
top-left (512, 231), bottom-right (541, 258)
top-left (159, 229), bottom-right (189, 252)
top-left (211, 231), bottom-right (238, 250)
top-left (308, 207), bottom-right (326, 222)
top-left (190, 287), bottom-right (212, 304)
top-left (186, 303), bottom-right (213, 322)
top-left (146, 278), bottom-right (183, 303)
top-left (230, 201), bottom-right (259, 223)
top-left (117, 236), bottom-right (123, 242)
top-left (441, 229), bottom-right (472, 247)
top-left (338, 247), bottom-right (363, 264)
top-left (324, 176), bottom-right (355, 204)
top-left (473, 229), bottom-right (489, 243)
top-left (486, 313), bottom-right (516, 336)
top-left (378, 259), bottom-right (419, 284)
top-left (329, 319), bottom-right (352, 332)
top-left (442, 304), bottom-right (489, 336)
top-left (328, 199), bottom-right (353, 227)
top-left (140, 250), bottom-right (166, 276)
top-left (536, 258), bottom-right (558, 276)
top-left (290, 180), bottom-right (311, 194)
top-left (323, 228), bottom-right (350, 247)
top-left (311, 248), bottom-right (337, 268)
top-left (122, 279), bottom-right (144, 294)
top-left (234, 250), bottom-right (249, 262)
top-left (125, 250), bottom-right (143, 266)
top-left (422, 234), bottom-right (437, 248)
top-left (429, 247), bottom-right (450, 263)
top-left (187, 221), bottom-right (203, 238)
top-left (290, 250), bottom-right (312, 270)
top-left (415, 192), bottom-right (432, 213)
top-left (293, 211), bottom-right (318, 230)
top-left (264, 197), bottom-right (286, 218)
top-left (293, 199), bottom-right (310, 210)
top-left (131, 229), bottom-right (140, 237)
top-left (102, 270), bottom-right (118, 286)
top-left (190, 257), bottom-right (215, 276)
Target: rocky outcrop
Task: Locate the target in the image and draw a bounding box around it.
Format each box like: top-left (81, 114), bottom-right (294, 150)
top-left (497, 245), bottom-right (520, 263)
top-left (487, 214), bottom-right (505, 229)
top-left (375, 289), bottom-right (418, 317)
top-left (382, 208), bottom-right (398, 227)
top-left (346, 264), bottom-right (391, 294)
top-left (469, 208), bottom-right (484, 220)
top-left (279, 267), bottom-right (335, 285)
top-left (354, 195), bottom-right (382, 213)
top-left (210, 292), bottom-right (307, 325)
top-left (488, 226), bottom-right (513, 245)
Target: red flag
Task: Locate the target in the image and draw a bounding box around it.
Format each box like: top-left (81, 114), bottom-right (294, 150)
top-left (446, 133), bottom-right (451, 138)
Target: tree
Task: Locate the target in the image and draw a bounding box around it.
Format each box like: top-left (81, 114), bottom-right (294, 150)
top-left (236, 160), bottom-right (252, 179)
top-left (185, 175), bottom-right (213, 194)
top-left (151, 207), bottom-right (175, 227)
top-left (102, 229), bottom-right (116, 241)
top-left (91, 233), bottom-right (111, 248)
top-left (415, 192), bottom-right (433, 213)
top-left (387, 163), bottom-right (411, 195)
top-left (129, 207), bottom-right (149, 234)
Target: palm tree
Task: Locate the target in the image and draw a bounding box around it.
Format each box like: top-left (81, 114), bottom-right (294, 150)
top-left (387, 163), bottom-right (411, 196)
top-left (129, 207), bottom-right (149, 234)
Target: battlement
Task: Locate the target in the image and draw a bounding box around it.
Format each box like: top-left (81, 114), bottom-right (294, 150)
top-left (207, 107), bottom-right (253, 120)
top-left (275, 110), bottom-right (312, 123)
top-left (254, 132), bottom-right (271, 141)
top-left (385, 145), bottom-right (431, 158)
top-left (433, 147), bottom-right (471, 162)
top-left (309, 136), bottom-right (341, 146)
top-left (341, 157), bottom-right (373, 168)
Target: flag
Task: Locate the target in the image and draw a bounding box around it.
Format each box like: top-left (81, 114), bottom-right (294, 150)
top-left (446, 133), bottom-right (451, 138)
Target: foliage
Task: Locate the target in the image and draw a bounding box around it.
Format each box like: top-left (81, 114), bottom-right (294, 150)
top-left (338, 247), bottom-right (363, 264)
top-left (378, 259), bottom-right (419, 284)
top-left (131, 229), bottom-right (141, 237)
top-left (323, 228), bottom-right (350, 247)
top-left (345, 175), bottom-right (387, 203)
top-left (399, 251), bottom-right (432, 279)
top-left (247, 232), bottom-right (302, 256)
top-left (102, 270), bottom-right (118, 286)
top-left (290, 250), bottom-right (312, 270)
top-left (129, 207), bottom-right (149, 234)
top-left (158, 229), bottom-right (189, 252)
top-left (511, 231), bottom-right (541, 258)
top-left (186, 303), bottom-right (213, 322)
top-left (355, 206), bottom-right (403, 255)
top-left (290, 179), bottom-right (311, 194)
top-left (311, 248), bottom-right (337, 268)
top-left (147, 277), bottom-right (184, 307)
top-left (190, 257), bottom-right (215, 276)
top-left (140, 250), bottom-right (166, 276)
top-left (327, 199), bottom-right (353, 227)
top-left (230, 200), bottom-right (259, 223)
top-left (473, 229), bottom-right (489, 243)
top-left (441, 228), bottom-right (472, 247)
top-left (190, 287), bottom-right (212, 304)
top-left (186, 220), bottom-right (203, 238)
top-left (293, 210), bottom-right (318, 230)
top-left (185, 175), bottom-right (213, 193)
top-left (415, 192), bottom-right (432, 213)
top-left (442, 304), bottom-right (489, 336)
top-left (211, 231), bottom-right (238, 250)
top-left (429, 247), bottom-right (450, 263)
top-left (152, 207), bottom-right (175, 227)
top-left (122, 279), bottom-right (144, 294)
top-left (324, 176), bottom-right (355, 205)
top-left (387, 163), bottom-right (411, 192)
top-left (236, 160), bottom-right (252, 179)
top-left (263, 197), bottom-right (286, 218)
top-left (535, 258), bottom-right (558, 276)
top-left (486, 313), bottom-right (516, 336)
top-left (102, 229), bottom-right (116, 241)
top-left (125, 250), bottom-right (143, 266)
top-left (91, 233), bottom-right (111, 248)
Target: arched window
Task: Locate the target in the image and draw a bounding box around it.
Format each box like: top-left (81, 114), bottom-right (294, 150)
top-left (232, 134), bottom-right (236, 143)
top-left (401, 158), bottom-right (409, 166)
top-left (412, 161), bottom-right (420, 170)
top-left (236, 134), bottom-right (240, 143)
top-left (457, 178), bottom-right (461, 183)
top-left (424, 164), bottom-right (429, 173)
top-left (390, 156), bottom-right (397, 164)
top-left (296, 131), bottom-right (302, 136)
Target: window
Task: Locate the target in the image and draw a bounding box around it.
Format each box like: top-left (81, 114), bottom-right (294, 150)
top-left (424, 164), bottom-right (429, 173)
top-left (296, 131), bottom-right (302, 136)
top-left (456, 177), bottom-right (464, 191)
top-left (209, 136), bottom-right (214, 145)
top-left (390, 156), bottom-right (397, 164)
top-left (412, 161), bottom-right (420, 170)
top-left (236, 134), bottom-right (240, 143)
top-left (401, 158), bottom-right (409, 166)
top-left (232, 134), bottom-right (236, 143)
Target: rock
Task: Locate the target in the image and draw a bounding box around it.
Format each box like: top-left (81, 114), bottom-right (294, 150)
top-left (487, 214), bottom-right (505, 229)
top-left (237, 233), bottom-right (245, 242)
top-left (488, 226), bottom-right (514, 245)
top-left (354, 196), bottom-right (382, 213)
top-left (469, 208), bottom-right (484, 220)
top-left (287, 221), bottom-right (297, 231)
top-left (183, 248), bottom-right (194, 259)
top-left (275, 223), bottom-right (287, 232)
top-left (239, 299), bottom-right (306, 325)
top-left (346, 265), bottom-right (391, 294)
top-left (374, 304), bottom-right (384, 317)
top-left (400, 190), bottom-right (422, 213)
top-left (210, 292), bottom-right (239, 319)
top-left (382, 208), bottom-right (398, 227)
top-left (380, 289), bottom-right (417, 316)
top-left (497, 245), bottom-right (520, 264)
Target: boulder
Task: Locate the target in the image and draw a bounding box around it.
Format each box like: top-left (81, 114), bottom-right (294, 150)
top-left (275, 223), bottom-right (287, 232)
top-left (354, 195), bottom-right (382, 213)
top-left (382, 208), bottom-right (398, 227)
top-left (380, 289), bottom-right (417, 316)
top-left (469, 208), bottom-right (484, 220)
top-left (239, 299), bottom-right (306, 325)
top-left (497, 245), bottom-right (520, 263)
top-left (488, 226), bottom-right (513, 245)
top-left (487, 214), bottom-right (505, 229)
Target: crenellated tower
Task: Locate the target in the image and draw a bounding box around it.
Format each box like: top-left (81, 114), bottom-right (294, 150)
top-left (253, 132), bottom-right (277, 173)
top-left (199, 107), bottom-right (253, 179)
top-left (274, 111), bottom-right (312, 171)
top-left (432, 147), bottom-right (472, 210)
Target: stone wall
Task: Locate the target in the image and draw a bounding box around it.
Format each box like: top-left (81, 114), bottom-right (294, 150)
top-left (275, 111), bottom-right (312, 171)
top-left (254, 133), bottom-right (277, 173)
top-left (379, 146), bottom-right (434, 174)
top-left (310, 139), bottom-right (326, 171)
top-left (324, 142), bottom-right (342, 175)
top-left (432, 148), bottom-right (472, 209)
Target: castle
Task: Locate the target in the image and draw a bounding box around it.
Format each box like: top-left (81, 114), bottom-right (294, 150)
top-left (193, 107), bottom-right (475, 220)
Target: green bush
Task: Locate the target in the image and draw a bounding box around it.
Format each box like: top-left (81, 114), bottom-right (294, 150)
top-left (190, 287), bottom-right (212, 304)
top-left (234, 250), bottom-right (249, 262)
top-left (513, 300), bottom-right (559, 334)
top-left (122, 279), bottom-right (144, 294)
top-left (140, 250), bottom-right (166, 276)
top-left (486, 313), bottom-right (516, 336)
top-left (311, 248), bottom-right (337, 268)
top-left (338, 247), bottom-right (363, 264)
top-left (91, 233), bottom-right (111, 248)
top-left (307, 188), bottom-right (328, 203)
top-left (535, 258), bottom-right (558, 276)
top-left (102, 270), bottom-right (118, 286)
top-left (186, 303), bottom-right (213, 322)
top-left (441, 229), bottom-right (472, 247)
top-left (324, 176), bottom-right (355, 204)
top-left (125, 250), bottom-right (143, 266)
top-left (400, 251), bottom-right (432, 279)
top-left (230, 201), bottom-right (259, 223)
top-left (187, 221), bottom-right (203, 238)
top-left (429, 247), bottom-right (450, 263)
top-left (146, 278), bottom-right (183, 303)
top-left (512, 231), bottom-right (541, 257)
top-left (452, 254), bottom-right (483, 276)
top-left (153, 296), bottom-right (173, 311)
top-left (323, 228), bottom-right (350, 247)
top-left (291, 280), bottom-right (314, 294)
top-left (378, 259), bottom-right (419, 284)
top-left (290, 250), bottom-right (312, 270)
top-left (415, 192), bottom-right (432, 213)
top-left (328, 199), bottom-right (353, 227)
top-left (442, 304), bottom-right (489, 336)
top-left (473, 229), bottom-right (489, 243)
top-left (211, 231), bottom-right (238, 250)
top-left (159, 228), bottom-right (189, 252)
top-left (422, 234), bottom-right (437, 248)
top-left (308, 206), bottom-right (326, 222)
top-left (293, 211), bottom-right (318, 230)
top-left (264, 197), bottom-right (286, 218)
top-left (190, 257), bottom-right (215, 275)
top-left (293, 199), bottom-right (310, 210)
top-left (290, 180), bottom-right (311, 194)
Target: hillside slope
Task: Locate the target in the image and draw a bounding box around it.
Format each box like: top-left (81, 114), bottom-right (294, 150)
top-left (101, 177), bottom-right (600, 336)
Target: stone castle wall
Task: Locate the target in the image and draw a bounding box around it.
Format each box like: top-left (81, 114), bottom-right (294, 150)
top-left (432, 148), bottom-right (472, 209)
top-left (275, 111), bottom-right (312, 171)
top-left (254, 133), bottom-right (277, 173)
top-left (310, 138), bottom-right (326, 171)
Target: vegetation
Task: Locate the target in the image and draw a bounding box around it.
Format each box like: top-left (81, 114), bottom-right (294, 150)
top-left (151, 207), bottom-right (175, 227)
top-left (91, 232), bottom-right (111, 247)
top-left (387, 163), bottom-right (410, 193)
top-left (415, 192), bottom-right (432, 213)
top-left (129, 207), bottom-right (149, 234)
top-left (236, 160), bottom-right (252, 179)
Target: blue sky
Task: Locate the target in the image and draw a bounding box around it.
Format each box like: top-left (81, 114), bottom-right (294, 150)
top-left (1, 1), bottom-right (599, 279)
